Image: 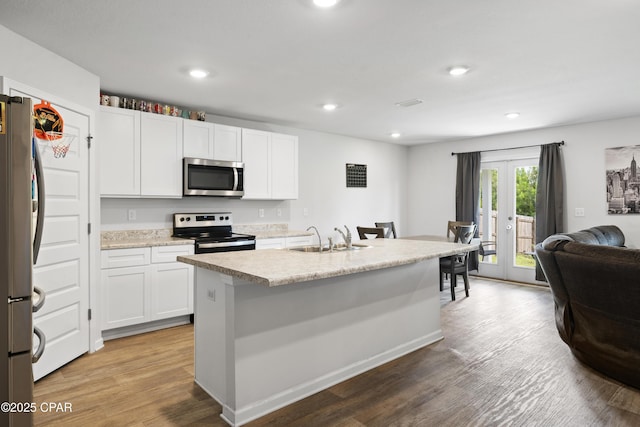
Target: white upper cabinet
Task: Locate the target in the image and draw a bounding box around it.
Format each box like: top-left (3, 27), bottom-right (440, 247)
top-left (242, 129), bottom-right (272, 199)
top-left (271, 133), bottom-right (299, 200)
top-left (99, 107), bottom-right (141, 196)
top-left (241, 129), bottom-right (298, 200)
top-left (140, 113), bottom-right (183, 197)
top-left (99, 106), bottom-right (183, 198)
top-left (183, 120), bottom-right (214, 159)
top-left (183, 121), bottom-right (241, 162)
top-left (99, 106), bottom-right (294, 199)
top-left (213, 124), bottom-right (242, 162)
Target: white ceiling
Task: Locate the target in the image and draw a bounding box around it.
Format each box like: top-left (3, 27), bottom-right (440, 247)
top-left (1, 0), bottom-right (639, 145)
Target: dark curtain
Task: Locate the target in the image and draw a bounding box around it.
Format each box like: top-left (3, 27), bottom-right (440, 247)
top-left (455, 152), bottom-right (481, 271)
top-left (535, 143), bottom-right (564, 281)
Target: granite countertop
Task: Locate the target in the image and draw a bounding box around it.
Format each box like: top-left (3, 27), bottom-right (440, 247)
top-left (233, 223), bottom-right (313, 239)
top-left (101, 229), bottom-right (193, 250)
top-left (101, 224), bottom-right (312, 250)
top-left (177, 237), bottom-right (479, 287)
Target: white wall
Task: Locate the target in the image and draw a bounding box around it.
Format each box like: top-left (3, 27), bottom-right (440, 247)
top-left (407, 115), bottom-right (640, 247)
top-left (0, 25), bottom-right (99, 109)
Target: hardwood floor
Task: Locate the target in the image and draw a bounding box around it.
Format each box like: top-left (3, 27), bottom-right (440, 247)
top-left (34, 278), bottom-right (640, 426)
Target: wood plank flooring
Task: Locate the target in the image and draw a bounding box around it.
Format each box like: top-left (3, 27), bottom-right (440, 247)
top-left (34, 278), bottom-right (640, 426)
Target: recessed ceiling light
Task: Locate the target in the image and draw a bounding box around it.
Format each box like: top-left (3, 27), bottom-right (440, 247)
top-left (189, 69), bottom-right (209, 79)
top-left (390, 132), bottom-right (401, 138)
top-left (322, 103), bottom-right (338, 111)
top-left (394, 98), bottom-right (423, 108)
top-left (448, 66), bottom-right (470, 76)
top-left (313, 0), bottom-right (340, 7)
top-left (505, 112), bottom-right (520, 119)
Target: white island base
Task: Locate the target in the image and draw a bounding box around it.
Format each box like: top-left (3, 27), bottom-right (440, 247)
top-left (193, 258), bottom-right (443, 426)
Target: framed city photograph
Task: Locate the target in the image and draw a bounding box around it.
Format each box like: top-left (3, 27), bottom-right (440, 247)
top-left (606, 145), bottom-right (640, 214)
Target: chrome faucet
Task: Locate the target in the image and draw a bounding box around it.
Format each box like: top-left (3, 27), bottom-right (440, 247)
top-left (306, 226), bottom-right (323, 252)
top-left (334, 225), bottom-right (352, 249)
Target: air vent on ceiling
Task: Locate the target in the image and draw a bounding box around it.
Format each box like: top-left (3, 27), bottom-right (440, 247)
top-left (394, 98), bottom-right (423, 108)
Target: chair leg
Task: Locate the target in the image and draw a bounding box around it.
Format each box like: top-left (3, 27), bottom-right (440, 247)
top-left (462, 271), bottom-right (470, 297)
top-left (450, 274), bottom-right (456, 300)
top-left (439, 269), bottom-right (444, 291)
top-left (450, 263), bottom-right (456, 300)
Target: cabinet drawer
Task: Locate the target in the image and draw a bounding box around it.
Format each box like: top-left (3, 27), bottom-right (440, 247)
top-left (286, 235), bottom-right (314, 248)
top-left (256, 238), bottom-right (285, 250)
top-left (151, 244), bottom-right (194, 263)
top-left (101, 247), bottom-right (151, 269)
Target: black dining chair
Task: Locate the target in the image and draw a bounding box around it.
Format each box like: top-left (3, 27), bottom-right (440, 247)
top-left (446, 220), bottom-right (473, 239)
top-left (439, 224), bottom-right (476, 301)
top-left (375, 221), bottom-right (397, 238)
top-left (479, 240), bottom-right (497, 261)
top-left (357, 226), bottom-right (385, 239)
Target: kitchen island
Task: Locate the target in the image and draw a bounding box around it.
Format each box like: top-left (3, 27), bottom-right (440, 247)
top-left (177, 238), bottom-right (476, 426)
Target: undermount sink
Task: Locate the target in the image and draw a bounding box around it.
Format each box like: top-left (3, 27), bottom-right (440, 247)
top-left (287, 243), bottom-right (372, 253)
top-left (332, 243), bottom-right (371, 250)
top-left (288, 245), bottom-right (325, 253)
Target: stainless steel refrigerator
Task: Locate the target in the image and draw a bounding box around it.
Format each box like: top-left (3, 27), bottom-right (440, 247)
top-left (1, 94), bottom-right (46, 427)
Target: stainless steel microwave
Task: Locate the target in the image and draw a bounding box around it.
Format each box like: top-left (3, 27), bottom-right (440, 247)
top-left (183, 158), bottom-right (244, 197)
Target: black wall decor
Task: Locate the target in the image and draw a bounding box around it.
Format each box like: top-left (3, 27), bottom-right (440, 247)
top-left (346, 163), bottom-right (367, 188)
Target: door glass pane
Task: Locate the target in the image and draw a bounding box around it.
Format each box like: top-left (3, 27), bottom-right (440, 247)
top-left (514, 166), bottom-right (538, 268)
top-left (479, 168), bottom-right (498, 264)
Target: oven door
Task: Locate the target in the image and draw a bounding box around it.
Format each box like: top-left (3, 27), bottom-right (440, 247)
top-left (183, 158), bottom-right (244, 197)
top-left (195, 239), bottom-right (256, 254)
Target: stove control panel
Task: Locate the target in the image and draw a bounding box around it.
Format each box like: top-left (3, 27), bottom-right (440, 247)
top-left (173, 212), bottom-right (233, 228)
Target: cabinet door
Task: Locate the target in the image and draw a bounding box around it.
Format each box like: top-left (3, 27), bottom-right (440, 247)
top-left (183, 120), bottom-right (214, 159)
top-left (140, 113), bottom-right (183, 197)
top-left (286, 235), bottom-right (314, 248)
top-left (214, 124), bottom-right (242, 161)
top-left (151, 262), bottom-right (194, 320)
top-left (271, 133), bottom-right (299, 199)
top-left (241, 128), bottom-right (271, 199)
top-left (99, 107), bottom-right (141, 196)
top-left (101, 265), bottom-right (150, 330)
top-left (256, 238), bottom-right (285, 250)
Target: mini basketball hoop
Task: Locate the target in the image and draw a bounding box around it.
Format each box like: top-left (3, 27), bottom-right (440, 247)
top-left (42, 131), bottom-right (76, 158)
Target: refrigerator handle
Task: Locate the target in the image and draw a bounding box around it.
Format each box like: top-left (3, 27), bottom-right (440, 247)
top-left (33, 286), bottom-right (46, 313)
top-left (32, 326), bottom-right (46, 363)
top-left (33, 138), bottom-right (45, 264)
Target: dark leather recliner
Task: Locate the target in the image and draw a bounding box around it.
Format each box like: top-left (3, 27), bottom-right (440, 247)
top-left (535, 225), bottom-right (640, 389)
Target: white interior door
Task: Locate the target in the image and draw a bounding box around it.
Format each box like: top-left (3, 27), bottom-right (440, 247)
top-left (478, 158), bottom-right (540, 284)
top-left (9, 87), bottom-right (90, 380)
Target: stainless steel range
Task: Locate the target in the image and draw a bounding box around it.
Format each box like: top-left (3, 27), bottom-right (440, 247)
top-left (173, 212), bottom-right (255, 253)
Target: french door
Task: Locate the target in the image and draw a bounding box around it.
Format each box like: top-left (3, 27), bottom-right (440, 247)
top-left (478, 158), bottom-right (542, 284)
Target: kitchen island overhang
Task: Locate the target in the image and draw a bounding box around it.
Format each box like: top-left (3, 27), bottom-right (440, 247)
top-left (178, 238), bottom-right (477, 426)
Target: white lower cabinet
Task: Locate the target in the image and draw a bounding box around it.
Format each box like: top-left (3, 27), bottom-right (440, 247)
top-left (255, 237), bottom-right (285, 250)
top-left (150, 261), bottom-right (193, 320)
top-left (102, 264), bottom-right (150, 330)
top-left (101, 244), bottom-right (194, 332)
top-left (256, 235), bottom-right (314, 250)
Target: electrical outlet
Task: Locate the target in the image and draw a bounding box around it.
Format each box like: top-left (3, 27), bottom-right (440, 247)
top-left (128, 209), bottom-right (136, 221)
top-left (207, 289), bottom-right (216, 301)
top-left (303, 208), bottom-right (309, 217)
top-left (575, 207), bottom-right (585, 217)
top-left (277, 208), bottom-right (282, 217)
top-left (259, 208), bottom-right (265, 218)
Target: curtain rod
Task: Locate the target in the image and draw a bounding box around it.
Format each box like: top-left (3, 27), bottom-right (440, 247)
top-left (451, 140), bottom-right (564, 156)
